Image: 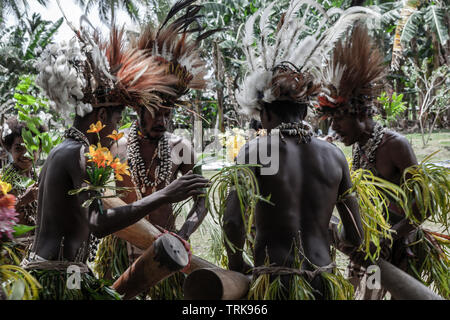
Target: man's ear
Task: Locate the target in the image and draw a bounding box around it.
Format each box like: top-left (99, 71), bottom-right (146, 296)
top-left (97, 107), bottom-right (108, 124)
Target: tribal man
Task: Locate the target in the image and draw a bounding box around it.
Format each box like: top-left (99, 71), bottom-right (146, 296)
top-left (99, 0), bottom-right (216, 299)
top-left (316, 24), bottom-right (427, 299)
top-left (223, 1), bottom-right (365, 300)
top-left (23, 22), bottom-right (209, 300)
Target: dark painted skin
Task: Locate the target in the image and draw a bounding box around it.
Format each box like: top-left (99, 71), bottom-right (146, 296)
top-left (224, 106), bottom-right (364, 297)
top-left (31, 107), bottom-right (209, 262)
top-left (331, 113), bottom-right (419, 242)
top-left (114, 106), bottom-right (208, 240)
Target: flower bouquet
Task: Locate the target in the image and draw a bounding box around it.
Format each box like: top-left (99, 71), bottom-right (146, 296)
top-left (0, 178), bottom-right (41, 300)
top-left (68, 121), bottom-right (131, 211)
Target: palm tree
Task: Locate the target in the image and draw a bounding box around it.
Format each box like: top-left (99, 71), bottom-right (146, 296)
top-left (391, 0), bottom-right (449, 70)
top-left (73, 0), bottom-right (150, 25)
top-left (0, 0), bottom-right (48, 22)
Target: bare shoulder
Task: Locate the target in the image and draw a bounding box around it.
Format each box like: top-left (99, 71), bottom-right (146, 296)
top-left (382, 130), bottom-right (411, 149)
top-left (50, 139), bottom-right (83, 161)
top-left (311, 137), bottom-right (347, 163)
top-left (46, 139), bottom-right (85, 171)
top-left (381, 130), bottom-right (417, 167)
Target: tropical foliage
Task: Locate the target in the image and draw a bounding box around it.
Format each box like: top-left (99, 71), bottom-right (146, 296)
top-left (0, 13), bottom-right (62, 106)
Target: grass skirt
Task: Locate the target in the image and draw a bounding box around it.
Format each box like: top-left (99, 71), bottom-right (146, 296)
top-left (248, 261), bottom-right (354, 300)
top-left (28, 268), bottom-right (121, 300)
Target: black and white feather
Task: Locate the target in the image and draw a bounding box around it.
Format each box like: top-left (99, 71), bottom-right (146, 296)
top-left (236, 0), bottom-right (381, 119)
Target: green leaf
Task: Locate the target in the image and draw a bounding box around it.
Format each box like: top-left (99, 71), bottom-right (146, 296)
top-left (424, 5), bottom-right (449, 45)
top-left (400, 10), bottom-right (422, 46)
top-left (12, 224), bottom-right (36, 238)
top-left (119, 122), bottom-right (132, 130)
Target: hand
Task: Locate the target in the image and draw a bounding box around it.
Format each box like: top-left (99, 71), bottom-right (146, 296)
top-left (17, 184), bottom-right (38, 208)
top-left (160, 171), bottom-right (209, 203)
top-left (350, 238), bottom-right (392, 266)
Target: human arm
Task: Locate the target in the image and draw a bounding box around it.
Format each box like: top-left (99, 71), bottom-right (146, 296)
top-left (223, 142), bottom-right (255, 274)
top-left (89, 171), bottom-right (209, 238)
top-left (176, 139), bottom-right (209, 240)
top-left (334, 151), bottom-right (364, 248)
top-left (68, 146), bottom-right (208, 238)
top-left (223, 189), bottom-right (252, 273)
top-left (387, 135), bottom-right (421, 240)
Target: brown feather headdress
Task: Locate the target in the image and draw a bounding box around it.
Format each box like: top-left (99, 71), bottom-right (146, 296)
top-left (130, 0), bottom-right (216, 112)
top-left (316, 24), bottom-right (386, 118)
top-left (36, 18), bottom-right (177, 120)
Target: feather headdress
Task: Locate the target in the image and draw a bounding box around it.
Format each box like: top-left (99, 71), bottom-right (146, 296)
top-left (236, 0), bottom-right (381, 119)
top-left (316, 24), bottom-right (386, 118)
top-left (35, 8), bottom-right (176, 121)
top-left (131, 0), bottom-right (217, 112)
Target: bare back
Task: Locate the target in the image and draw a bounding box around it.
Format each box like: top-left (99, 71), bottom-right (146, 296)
top-left (32, 140), bottom-right (90, 261)
top-left (250, 135), bottom-right (348, 269)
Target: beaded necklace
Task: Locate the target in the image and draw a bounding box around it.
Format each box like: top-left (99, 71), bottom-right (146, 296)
top-left (127, 122), bottom-right (172, 199)
top-left (64, 126), bottom-right (90, 148)
top-left (352, 122), bottom-right (386, 171)
top-left (272, 121), bottom-right (314, 144)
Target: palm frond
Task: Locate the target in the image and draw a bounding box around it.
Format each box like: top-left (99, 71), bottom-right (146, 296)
top-left (0, 264), bottom-right (42, 300)
top-left (408, 228), bottom-right (450, 299)
top-left (401, 152), bottom-right (450, 231)
top-left (424, 5), bottom-right (449, 45)
top-left (341, 166), bottom-right (404, 261)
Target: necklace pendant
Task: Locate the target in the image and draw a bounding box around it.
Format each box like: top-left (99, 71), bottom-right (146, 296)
top-left (141, 186), bottom-right (146, 194)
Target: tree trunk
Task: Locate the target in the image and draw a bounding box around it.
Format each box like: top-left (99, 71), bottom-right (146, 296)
top-left (214, 41), bottom-right (225, 133)
top-left (193, 90), bottom-right (203, 153)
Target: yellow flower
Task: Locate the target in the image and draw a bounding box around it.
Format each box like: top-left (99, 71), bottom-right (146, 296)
top-left (110, 158), bottom-right (130, 181)
top-left (107, 130), bottom-right (124, 141)
top-left (223, 129), bottom-right (246, 162)
top-left (0, 180), bottom-right (12, 195)
top-left (87, 121), bottom-right (106, 134)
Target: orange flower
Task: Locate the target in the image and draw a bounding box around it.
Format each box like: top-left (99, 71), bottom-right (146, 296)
top-left (87, 143), bottom-right (113, 168)
top-left (87, 121), bottom-right (106, 134)
top-left (0, 193), bottom-right (16, 208)
top-left (110, 158), bottom-right (130, 181)
top-left (107, 130), bottom-right (124, 141)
